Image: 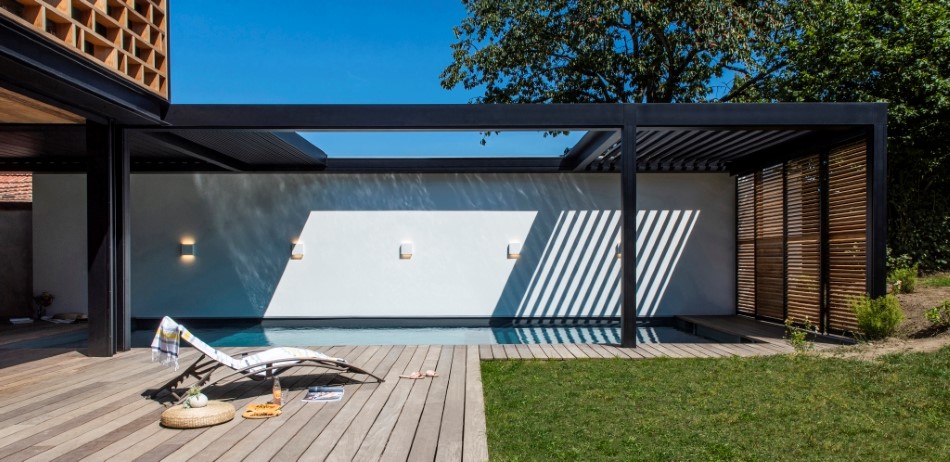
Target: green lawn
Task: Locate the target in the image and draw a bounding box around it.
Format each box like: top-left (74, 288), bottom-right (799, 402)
top-left (482, 348), bottom-right (950, 461)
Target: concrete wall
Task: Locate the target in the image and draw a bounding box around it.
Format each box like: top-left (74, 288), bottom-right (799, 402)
top-left (31, 172), bottom-right (735, 320)
top-left (32, 174), bottom-right (87, 316)
top-left (0, 207), bottom-right (33, 317)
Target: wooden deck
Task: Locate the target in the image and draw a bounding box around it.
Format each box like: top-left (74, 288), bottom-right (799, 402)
top-left (0, 319), bottom-right (818, 461)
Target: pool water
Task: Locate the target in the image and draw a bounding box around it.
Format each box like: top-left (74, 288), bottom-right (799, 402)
top-left (128, 324), bottom-right (711, 347)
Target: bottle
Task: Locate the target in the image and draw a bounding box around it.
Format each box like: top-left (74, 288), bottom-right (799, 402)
top-left (272, 376), bottom-right (282, 406)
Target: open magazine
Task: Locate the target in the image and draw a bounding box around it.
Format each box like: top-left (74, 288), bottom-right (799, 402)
top-left (302, 386), bottom-right (344, 403)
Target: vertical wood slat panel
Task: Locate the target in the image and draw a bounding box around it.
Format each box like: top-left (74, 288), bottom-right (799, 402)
top-left (737, 174), bottom-right (756, 316)
top-left (755, 165), bottom-right (785, 320)
top-left (828, 142), bottom-right (868, 332)
top-left (786, 155), bottom-right (822, 324)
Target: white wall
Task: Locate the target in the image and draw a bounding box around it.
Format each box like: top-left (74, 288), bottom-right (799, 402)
top-left (30, 172), bottom-right (735, 320)
top-left (125, 173), bottom-right (735, 319)
top-left (32, 174), bottom-right (87, 315)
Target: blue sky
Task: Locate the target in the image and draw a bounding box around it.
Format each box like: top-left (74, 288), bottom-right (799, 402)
top-left (169, 1), bottom-right (583, 157)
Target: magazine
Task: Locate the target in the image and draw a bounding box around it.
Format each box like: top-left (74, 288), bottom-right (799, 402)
top-left (302, 386), bottom-right (344, 403)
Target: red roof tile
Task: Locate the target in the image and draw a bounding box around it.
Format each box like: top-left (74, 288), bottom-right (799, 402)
top-left (0, 174), bottom-right (32, 202)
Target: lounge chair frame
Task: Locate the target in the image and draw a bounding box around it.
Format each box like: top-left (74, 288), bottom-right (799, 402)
top-left (150, 349), bottom-right (384, 404)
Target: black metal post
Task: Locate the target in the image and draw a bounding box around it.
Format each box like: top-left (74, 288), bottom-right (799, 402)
top-left (86, 121), bottom-right (116, 357)
top-left (867, 124), bottom-right (887, 297)
top-left (114, 126), bottom-right (131, 351)
top-left (620, 106), bottom-right (638, 347)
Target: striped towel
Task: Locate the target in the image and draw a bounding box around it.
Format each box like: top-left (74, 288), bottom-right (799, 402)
top-left (151, 316), bottom-right (182, 370)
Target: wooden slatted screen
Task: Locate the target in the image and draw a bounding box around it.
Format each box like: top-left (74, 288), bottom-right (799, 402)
top-left (785, 155), bottom-right (822, 323)
top-left (754, 165), bottom-right (785, 320)
top-left (827, 142), bottom-right (867, 331)
top-left (737, 174), bottom-right (756, 316)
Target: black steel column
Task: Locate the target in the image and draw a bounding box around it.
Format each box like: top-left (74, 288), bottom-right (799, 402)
top-left (114, 126), bottom-right (131, 351)
top-left (868, 124), bottom-right (888, 297)
top-left (620, 106), bottom-right (638, 347)
top-left (87, 121), bottom-right (127, 357)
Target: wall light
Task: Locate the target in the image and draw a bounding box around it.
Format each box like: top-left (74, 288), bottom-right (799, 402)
top-left (180, 243), bottom-right (196, 257)
top-left (507, 242), bottom-right (522, 259)
top-left (615, 242), bottom-right (622, 259)
top-left (290, 242), bottom-right (305, 260)
top-left (399, 242), bottom-right (413, 260)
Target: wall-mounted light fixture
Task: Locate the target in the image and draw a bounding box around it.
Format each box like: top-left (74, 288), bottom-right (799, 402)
top-left (507, 242), bottom-right (522, 259)
top-left (399, 242), bottom-right (413, 260)
top-left (180, 243), bottom-right (196, 257)
top-left (615, 242), bottom-right (622, 259)
top-left (290, 242), bottom-right (305, 260)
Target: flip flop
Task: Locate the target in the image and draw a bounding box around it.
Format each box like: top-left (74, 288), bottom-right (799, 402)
top-left (399, 371), bottom-right (425, 379)
top-left (424, 370), bottom-right (439, 377)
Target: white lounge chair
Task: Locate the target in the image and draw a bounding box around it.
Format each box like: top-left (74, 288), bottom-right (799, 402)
top-left (148, 317), bottom-right (382, 403)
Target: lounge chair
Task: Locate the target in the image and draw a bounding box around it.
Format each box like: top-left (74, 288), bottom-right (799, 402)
top-left (148, 317), bottom-right (383, 403)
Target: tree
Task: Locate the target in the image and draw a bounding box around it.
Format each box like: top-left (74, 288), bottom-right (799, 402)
top-left (441, 0), bottom-right (794, 103)
top-left (753, 0), bottom-right (950, 271)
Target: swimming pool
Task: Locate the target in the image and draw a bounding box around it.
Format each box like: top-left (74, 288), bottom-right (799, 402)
top-left (128, 324), bottom-right (712, 347)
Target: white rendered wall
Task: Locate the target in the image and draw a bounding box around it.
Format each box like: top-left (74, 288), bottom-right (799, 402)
top-left (32, 174), bottom-right (87, 315)
top-left (126, 173), bottom-right (735, 319)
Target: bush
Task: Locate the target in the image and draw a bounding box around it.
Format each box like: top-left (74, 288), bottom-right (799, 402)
top-left (850, 294), bottom-right (904, 340)
top-left (888, 265), bottom-right (918, 293)
top-left (925, 301), bottom-right (950, 328)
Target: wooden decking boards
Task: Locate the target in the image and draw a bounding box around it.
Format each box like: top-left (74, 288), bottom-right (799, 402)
top-left (0, 316), bottom-right (816, 461)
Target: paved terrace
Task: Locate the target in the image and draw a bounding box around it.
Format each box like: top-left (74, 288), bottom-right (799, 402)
top-left (0, 330), bottom-right (827, 462)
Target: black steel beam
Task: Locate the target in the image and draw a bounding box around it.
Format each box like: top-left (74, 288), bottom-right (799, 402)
top-left (161, 104), bottom-right (625, 130)
top-left (86, 121), bottom-right (116, 357)
top-left (620, 105), bottom-right (637, 348)
top-left (0, 15), bottom-right (167, 125)
top-left (145, 132), bottom-right (248, 172)
top-left (273, 132), bottom-right (328, 164)
top-left (561, 130), bottom-right (620, 171)
top-left (636, 103), bottom-right (887, 128)
top-left (0, 158), bottom-right (86, 172)
top-left (867, 123), bottom-right (888, 297)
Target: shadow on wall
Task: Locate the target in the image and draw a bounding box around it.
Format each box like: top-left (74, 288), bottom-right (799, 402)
top-left (132, 174), bottom-right (620, 318)
top-left (493, 209), bottom-right (700, 319)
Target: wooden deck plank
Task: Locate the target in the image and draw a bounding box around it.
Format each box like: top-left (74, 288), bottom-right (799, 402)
top-left (406, 346), bottom-right (454, 462)
top-left (573, 343), bottom-right (604, 358)
top-left (561, 342), bottom-right (589, 359)
top-left (478, 345), bottom-right (492, 360)
top-left (462, 345), bottom-right (489, 462)
top-left (525, 343), bottom-right (548, 360)
top-left (299, 346), bottom-right (408, 461)
top-left (501, 344), bottom-right (520, 360)
top-left (378, 346), bottom-right (443, 462)
top-left (434, 345), bottom-right (467, 462)
top-left (351, 345), bottom-right (432, 461)
top-left (489, 344), bottom-right (507, 360)
top-left (514, 344), bottom-right (533, 360)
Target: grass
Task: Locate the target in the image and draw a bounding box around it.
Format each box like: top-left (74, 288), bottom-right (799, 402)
top-left (482, 348), bottom-right (950, 461)
top-left (921, 272), bottom-right (950, 288)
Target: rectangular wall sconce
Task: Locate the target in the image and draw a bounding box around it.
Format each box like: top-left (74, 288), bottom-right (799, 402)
top-left (615, 242), bottom-right (622, 259)
top-left (507, 242), bottom-right (522, 259)
top-left (399, 242), bottom-right (413, 260)
top-left (290, 242), bottom-right (305, 260)
top-left (180, 243), bottom-right (196, 257)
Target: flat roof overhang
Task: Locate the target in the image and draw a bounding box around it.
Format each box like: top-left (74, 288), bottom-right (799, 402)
top-left (0, 103), bottom-right (886, 174)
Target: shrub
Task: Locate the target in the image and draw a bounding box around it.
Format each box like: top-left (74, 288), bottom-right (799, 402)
top-left (925, 301), bottom-right (950, 328)
top-left (888, 265), bottom-right (918, 294)
top-left (784, 317), bottom-right (816, 353)
top-left (850, 294), bottom-right (904, 340)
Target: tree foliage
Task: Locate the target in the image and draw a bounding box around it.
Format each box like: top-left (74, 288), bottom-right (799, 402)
top-left (443, 0), bottom-right (950, 271)
top-left (441, 0), bottom-right (792, 103)
top-left (754, 0), bottom-right (950, 271)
